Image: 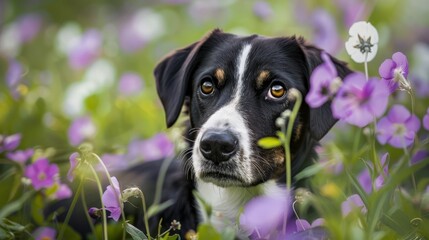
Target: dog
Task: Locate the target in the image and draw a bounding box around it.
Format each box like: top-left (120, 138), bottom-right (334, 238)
top-left (52, 29), bottom-right (351, 239)
top-left (150, 29), bottom-right (351, 237)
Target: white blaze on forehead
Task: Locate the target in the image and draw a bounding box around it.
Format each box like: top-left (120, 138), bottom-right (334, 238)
top-left (193, 44), bottom-right (254, 182)
top-left (235, 44), bottom-right (252, 102)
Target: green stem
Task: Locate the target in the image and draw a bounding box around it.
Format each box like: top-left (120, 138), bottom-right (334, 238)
top-left (139, 190), bottom-right (152, 240)
top-left (409, 88), bottom-right (416, 116)
top-left (88, 164), bottom-right (108, 240)
top-left (158, 227), bottom-right (173, 238)
top-left (58, 178), bottom-right (83, 240)
top-left (364, 52), bottom-right (369, 81)
top-left (402, 141), bottom-right (417, 192)
top-left (81, 184), bottom-right (96, 234)
top-left (284, 89), bottom-right (303, 190)
top-left (92, 153), bottom-right (127, 240)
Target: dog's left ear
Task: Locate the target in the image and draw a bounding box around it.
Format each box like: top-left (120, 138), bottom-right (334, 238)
top-left (154, 29), bottom-right (223, 128)
top-left (298, 39), bottom-right (352, 141)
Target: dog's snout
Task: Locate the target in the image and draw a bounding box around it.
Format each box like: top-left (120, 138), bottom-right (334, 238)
top-left (200, 130), bottom-right (238, 163)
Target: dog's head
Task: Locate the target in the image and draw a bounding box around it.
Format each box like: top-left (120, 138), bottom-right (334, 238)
top-left (154, 29), bottom-right (351, 188)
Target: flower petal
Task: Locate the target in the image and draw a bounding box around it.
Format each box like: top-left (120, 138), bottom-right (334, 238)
top-left (423, 108), bottom-right (429, 130)
top-left (387, 105), bottom-right (411, 123)
top-left (296, 219), bottom-right (311, 232)
top-left (406, 115), bottom-right (421, 132)
top-left (67, 152), bottom-right (79, 182)
top-left (392, 52), bottom-right (408, 77)
top-left (376, 118), bottom-right (395, 145)
top-left (378, 59), bottom-right (395, 79)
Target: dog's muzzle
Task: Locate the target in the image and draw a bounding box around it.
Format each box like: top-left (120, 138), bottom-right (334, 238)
top-left (199, 130), bottom-right (238, 164)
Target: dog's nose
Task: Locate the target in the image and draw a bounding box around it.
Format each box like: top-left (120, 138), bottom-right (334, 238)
top-left (200, 130), bottom-right (238, 163)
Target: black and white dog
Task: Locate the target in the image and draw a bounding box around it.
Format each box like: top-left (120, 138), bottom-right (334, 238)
top-left (56, 29), bottom-right (351, 239)
top-left (149, 29), bottom-right (351, 237)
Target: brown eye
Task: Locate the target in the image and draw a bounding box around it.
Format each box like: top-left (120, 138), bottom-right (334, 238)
top-left (201, 80), bottom-right (214, 95)
top-left (269, 84), bottom-right (286, 99)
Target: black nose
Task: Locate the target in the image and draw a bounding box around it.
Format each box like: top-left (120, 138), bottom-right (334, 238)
top-left (200, 130), bottom-right (238, 163)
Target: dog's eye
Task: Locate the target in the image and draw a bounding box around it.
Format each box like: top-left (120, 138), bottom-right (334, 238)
top-left (268, 84), bottom-right (286, 99)
top-left (200, 79), bottom-right (215, 95)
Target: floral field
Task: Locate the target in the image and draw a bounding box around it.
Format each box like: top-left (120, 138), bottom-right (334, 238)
top-left (1, 0), bottom-right (429, 239)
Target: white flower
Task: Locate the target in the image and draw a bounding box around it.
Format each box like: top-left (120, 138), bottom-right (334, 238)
top-left (345, 21), bottom-right (379, 63)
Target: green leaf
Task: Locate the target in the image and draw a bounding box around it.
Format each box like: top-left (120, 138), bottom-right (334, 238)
top-left (257, 137), bottom-right (282, 149)
top-left (0, 219), bottom-right (27, 232)
top-left (147, 199), bottom-right (175, 218)
top-left (0, 191), bottom-right (34, 219)
top-left (381, 208), bottom-right (411, 236)
top-left (294, 163), bottom-right (326, 181)
top-left (125, 222), bottom-right (148, 240)
top-left (0, 227), bottom-right (13, 240)
top-left (197, 224), bottom-right (221, 240)
top-left (346, 170), bottom-right (368, 206)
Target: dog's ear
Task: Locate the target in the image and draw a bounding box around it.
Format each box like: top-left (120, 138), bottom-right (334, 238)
top-left (154, 29), bottom-right (222, 128)
top-left (298, 39), bottom-right (352, 141)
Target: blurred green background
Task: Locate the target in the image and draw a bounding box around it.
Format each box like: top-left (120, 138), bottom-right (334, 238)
top-left (1, 0), bottom-right (428, 155)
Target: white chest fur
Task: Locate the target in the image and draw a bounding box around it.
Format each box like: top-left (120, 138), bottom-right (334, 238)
top-left (196, 180), bottom-right (283, 238)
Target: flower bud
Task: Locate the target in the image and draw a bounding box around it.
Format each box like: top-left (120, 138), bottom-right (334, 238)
top-left (170, 220), bottom-right (181, 231)
top-left (281, 110), bottom-right (292, 119)
top-left (275, 118), bottom-right (285, 128)
top-left (122, 187), bottom-right (141, 201)
top-left (88, 207), bottom-right (102, 219)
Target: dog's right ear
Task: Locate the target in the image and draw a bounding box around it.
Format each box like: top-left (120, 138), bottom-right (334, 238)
top-left (154, 29), bottom-right (222, 128)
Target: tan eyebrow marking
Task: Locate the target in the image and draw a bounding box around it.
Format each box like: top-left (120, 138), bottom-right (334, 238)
top-left (214, 68), bottom-right (225, 86)
top-left (256, 70), bottom-right (270, 89)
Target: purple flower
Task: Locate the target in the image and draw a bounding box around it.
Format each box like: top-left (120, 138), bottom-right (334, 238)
top-left (252, 1), bottom-right (273, 21)
top-left (68, 29), bottom-right (102, 69)
top-left (102, 176), bottom-right (122, 221)
top-left (118, 73), bottom-right (144, 96)
top-left (358, 153), bottom-right (389, 193)
top-left (423, 108), bottom-right (429, 130)
top-left (17, 14), bottom-right (43, 43)
top-left (357, 169), bottom-right (372, 194)
top-left (127, 133), bottom-right (174, 162)
top-left (88, 207), bottom-right (102, 219)
top-left (379, 52), bottom-right (409, 92)
top-left (33, 227), bottom-right (56, 240)
top-left (341, 194), bottom-right (367, 217)
top-left (306, 52), bottom-right (341, 108)
top-left (25, 158), bottom-right (59, 190)
top-left (0, 133), bottom-right (21, 153)
top-left (67, 152), bottom-right (80, 182)
top-left (377, 105), bottom-right (420, 148)
top-left (54, 183), bottom-right (73, 200)
top-left (296, 218), bottom-right (324, 232)
top-left (332, 73), bottom-right (390, 127)
top-left (239, 190), bottom-right (291, 238)
top-left (411, 150), bottom-right (429, 165)
top-left (68, 116), bottom-right (96, 146)
top-left (311, 9), bottom-right (341, 55)
top-left (6, 148), bottom-right (34, 164)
